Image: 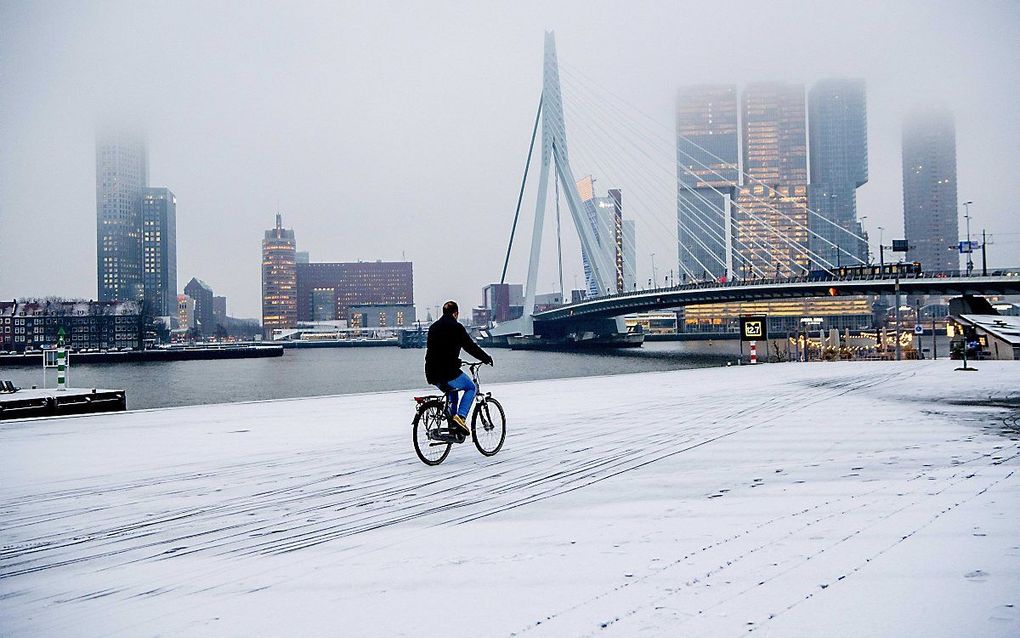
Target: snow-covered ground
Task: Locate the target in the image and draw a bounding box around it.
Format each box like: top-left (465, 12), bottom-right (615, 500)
top-left (2, 361), bottom-right (1018, 637)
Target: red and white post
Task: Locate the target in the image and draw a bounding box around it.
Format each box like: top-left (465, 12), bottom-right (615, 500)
top-left (749, 340), bottom-right (758, 364)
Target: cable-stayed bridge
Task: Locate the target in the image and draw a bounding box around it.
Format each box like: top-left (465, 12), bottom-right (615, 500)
top-left (491, 32), bottom-right (1020, 343)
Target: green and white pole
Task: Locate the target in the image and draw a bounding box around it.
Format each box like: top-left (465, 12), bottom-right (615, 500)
top-left (56, 327), bottom-right (67, 391)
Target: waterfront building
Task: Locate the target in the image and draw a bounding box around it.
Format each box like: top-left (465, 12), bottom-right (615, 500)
top-left (96, 127), bottom-right (148, 303)
top-left (471, 307), bottom-right (491, 327)
top-left (902, 108), bottom-right (959, 272)
top-left (295, 261), bottom-right (414, 323)
top-left (140, 188), bottom-right (177, 317)
top-left (533, 292), bottom-right (564, 313)
top-left (348, 303), bottom-right (416, 329)
top-left (482, 283), bottom-right (524, 322)
top-left (624, 312), bottom-right (678, 335)
top-left (737, 83), bottom-right (810, 277)
top-left (212, 296), bottom-right (227, 326)
top-left (676, 84), bottom-right (739, 281)
top-left (0, 299), bottom-right (142, 353)
top-left (177, 294), bottom-right (195, 330)
top-left (680, 296), bottom-right (873, 336)
top-left (262, 214), bottom-right (298, 338)
top-left (808, 79), bottom-right (869, 269)
top-left (184, 278), bottom-right (215, 335)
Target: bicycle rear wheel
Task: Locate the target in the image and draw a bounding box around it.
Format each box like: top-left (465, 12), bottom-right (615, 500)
top-left (413, 402), bottom-right (452, 466)
top-left (471, 397), bottom-right (506, 457)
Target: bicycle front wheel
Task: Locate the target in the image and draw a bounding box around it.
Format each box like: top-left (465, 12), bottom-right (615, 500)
top-left (471, 397), bottom-right (506, 457)
top-left (413, 402), bottom-right (452, 466)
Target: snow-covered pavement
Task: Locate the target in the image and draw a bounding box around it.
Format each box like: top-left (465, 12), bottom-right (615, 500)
top-left (2, 361), bottom-right (1019, 637)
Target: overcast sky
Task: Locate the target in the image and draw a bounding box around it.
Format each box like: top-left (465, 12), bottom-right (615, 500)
top-left (2, 0), bottom-right (1018, 319)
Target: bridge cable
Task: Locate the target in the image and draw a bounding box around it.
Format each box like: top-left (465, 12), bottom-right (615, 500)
top-left (500, 92), bottom-right (543, 285)
top-left (561, 64), bottom-right (871, 250)
top-left (560, 68), bottom-right (867, 267)
top-left (561, 76), bottom-right (839, 272)
top-left (562, 91), bottom-right (787, 277)
top-left (560, 77), bottom-right (802, 275)
top-left (557, 104), bottom-right (718, 283)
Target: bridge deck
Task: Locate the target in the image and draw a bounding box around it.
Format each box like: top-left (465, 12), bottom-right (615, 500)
top-left (535, 272), bottom-right (1020, 322)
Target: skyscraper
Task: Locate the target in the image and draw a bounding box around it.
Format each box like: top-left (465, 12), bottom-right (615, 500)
top-left (262, 214), bottom-right (297, 337)
top-left (676, 85), bottom-right (739, 281)
top-left (96, 128), bottom-right (148, 302)
top-left (576, 176), bottom-right (625, 296)
top-left (141, 188), bottom-right (177, 316)
top-left (736, 83), bottom-right (809, 277)
top-left (808, 79), bottom-right (869, 268)
top-left (902, 108), bottom-right (959, 272)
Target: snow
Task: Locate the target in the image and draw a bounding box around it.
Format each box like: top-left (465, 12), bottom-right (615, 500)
top-left (1, 360), bottom-right (1019, 637)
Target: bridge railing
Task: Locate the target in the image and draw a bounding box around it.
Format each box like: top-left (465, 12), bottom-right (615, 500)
top-left (560, 267), bottom-right (1020, 310)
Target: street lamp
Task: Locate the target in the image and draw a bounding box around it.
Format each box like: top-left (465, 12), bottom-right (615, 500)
top-left (877, 226), bottom-right (885, 270)
top-left (859, 216), bottom-right (869, 263)
top-left (962, 201), bottom-right (974, 276)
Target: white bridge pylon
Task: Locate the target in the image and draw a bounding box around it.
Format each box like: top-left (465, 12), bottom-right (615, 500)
top-left (493, 31), bottom-right (619, 338)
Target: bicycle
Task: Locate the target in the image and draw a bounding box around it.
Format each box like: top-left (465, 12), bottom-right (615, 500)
top-left (412, 361), bottom-right (506, 466)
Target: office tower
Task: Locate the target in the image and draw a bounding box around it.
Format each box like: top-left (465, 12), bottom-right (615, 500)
top-left (96, 128), bottom-right (148, 302)
top-left (676, 85), bottom-right (739, 281)
top-left (576, 176), bottom-right (625, 296)
top-left (184, 278), bottom-right (215, 335)
top-left (736, 82), bottom-right (809, 277)
top-left (808, 79), bottom-right (869, 268)
top-left (262, 214), bottom-right (298, 337)
top-left (140, 188), bottom-right (177, 317)
top-left (295, 251), bottom-right (310, 264)
top-left (902, 108), bottom-right (959, 272)
top-left (295, 261), bottom-right (414, 323)
top-left (177, 294), bottom-right (196, 330)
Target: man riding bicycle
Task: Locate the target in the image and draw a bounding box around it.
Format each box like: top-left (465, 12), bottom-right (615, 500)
top-left (425, 301), bottom-right (493, 435)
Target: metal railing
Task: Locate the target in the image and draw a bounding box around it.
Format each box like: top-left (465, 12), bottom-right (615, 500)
top-left (540, 267), bottom-right (1020, 317)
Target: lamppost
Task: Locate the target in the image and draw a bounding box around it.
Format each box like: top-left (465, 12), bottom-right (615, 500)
top-left (877, 226), bottom-right (885, 270)
top-left (859, 215), bottom-right (870, 263)
top-left (962, 201), bottom-right (974, 276)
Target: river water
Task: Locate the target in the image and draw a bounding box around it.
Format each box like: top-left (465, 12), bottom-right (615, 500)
top-left (2, 343), bottom-right (730, 410)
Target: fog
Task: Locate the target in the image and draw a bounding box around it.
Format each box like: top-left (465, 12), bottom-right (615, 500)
top-left (2, 0), bottom-right (1018, 319)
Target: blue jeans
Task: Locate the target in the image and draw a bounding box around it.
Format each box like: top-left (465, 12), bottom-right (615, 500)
top-left (438, 372), bottom-right (476, 419)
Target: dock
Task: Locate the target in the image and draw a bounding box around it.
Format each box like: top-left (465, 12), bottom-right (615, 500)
top-left (0, 344), bottom-right (283, 366)
top-left (0, 387), bottom-right (126, 420)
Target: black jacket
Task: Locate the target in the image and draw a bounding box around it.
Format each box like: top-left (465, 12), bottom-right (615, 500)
top-left (425, 314), bottom-right (491, 385)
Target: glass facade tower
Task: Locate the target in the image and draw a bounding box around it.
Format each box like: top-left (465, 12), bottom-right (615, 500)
top-left (736, 83), bottom-right (809, 277)
top-left (808, 79), bottom-right (869, 269)
top-left (676, 85), bottom-right (739, 281)
top-left (902, 108), bottom-right (959, 272)
top-left (96, 128), bottom-right (148, 302)
top-left (141, 188), bottom-right (177, 317)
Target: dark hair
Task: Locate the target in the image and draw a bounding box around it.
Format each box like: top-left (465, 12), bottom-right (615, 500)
top-left (442, 300), bottom-right (459, 316)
